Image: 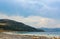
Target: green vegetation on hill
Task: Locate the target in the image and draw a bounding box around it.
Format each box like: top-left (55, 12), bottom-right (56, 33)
top-left (0, 19), bottom-right (44, 32)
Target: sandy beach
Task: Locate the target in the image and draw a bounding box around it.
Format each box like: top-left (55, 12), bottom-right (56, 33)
top-left (0, 32), bottom-right (60, 39)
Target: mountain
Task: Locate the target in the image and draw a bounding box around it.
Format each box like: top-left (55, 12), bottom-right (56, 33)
top-left (0, 19), bottom-right (44, 32)
top-left (39, 28), bottom-right (60, 32)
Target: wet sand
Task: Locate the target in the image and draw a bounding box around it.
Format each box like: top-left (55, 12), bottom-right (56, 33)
top-left (0, 33), bottom-right (60, 39)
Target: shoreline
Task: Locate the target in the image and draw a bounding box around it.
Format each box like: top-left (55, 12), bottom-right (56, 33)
top-left (2, 32), bottom-right (60, 37)
top-left (0, 32), bottom-right (60, 39)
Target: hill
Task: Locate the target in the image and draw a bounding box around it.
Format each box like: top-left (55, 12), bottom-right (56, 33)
top-left (39, 28), bottom-right (60, 32)
top-left (0, 19), bottom-right (44, 32)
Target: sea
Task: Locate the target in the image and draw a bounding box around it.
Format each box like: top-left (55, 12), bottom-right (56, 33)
top-left (3, 32), bottom-right (60, 37)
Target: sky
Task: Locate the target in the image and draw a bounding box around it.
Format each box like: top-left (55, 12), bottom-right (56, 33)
top-left (0, 0), bottom-right (60, 28)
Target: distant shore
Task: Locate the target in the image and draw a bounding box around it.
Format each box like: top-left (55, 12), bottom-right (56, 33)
top-left (0, 32), bottom-right (60, 39)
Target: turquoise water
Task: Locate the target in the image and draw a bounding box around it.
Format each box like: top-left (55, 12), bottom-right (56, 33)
top-left (15, 32), bottom-right (60, 36)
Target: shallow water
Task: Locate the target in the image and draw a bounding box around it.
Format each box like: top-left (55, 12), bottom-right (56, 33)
top-left (16, 32), bottom-right (60, 36)
top-left (2, 32), bottom-right (60, 36)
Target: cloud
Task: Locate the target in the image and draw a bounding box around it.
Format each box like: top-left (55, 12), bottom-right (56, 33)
top-left (0, 0), bottom-right (60, 19)
top-left (0, 13), bottom-right (60, 28)
top-left (17, 0), bottom-right (60, 19)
